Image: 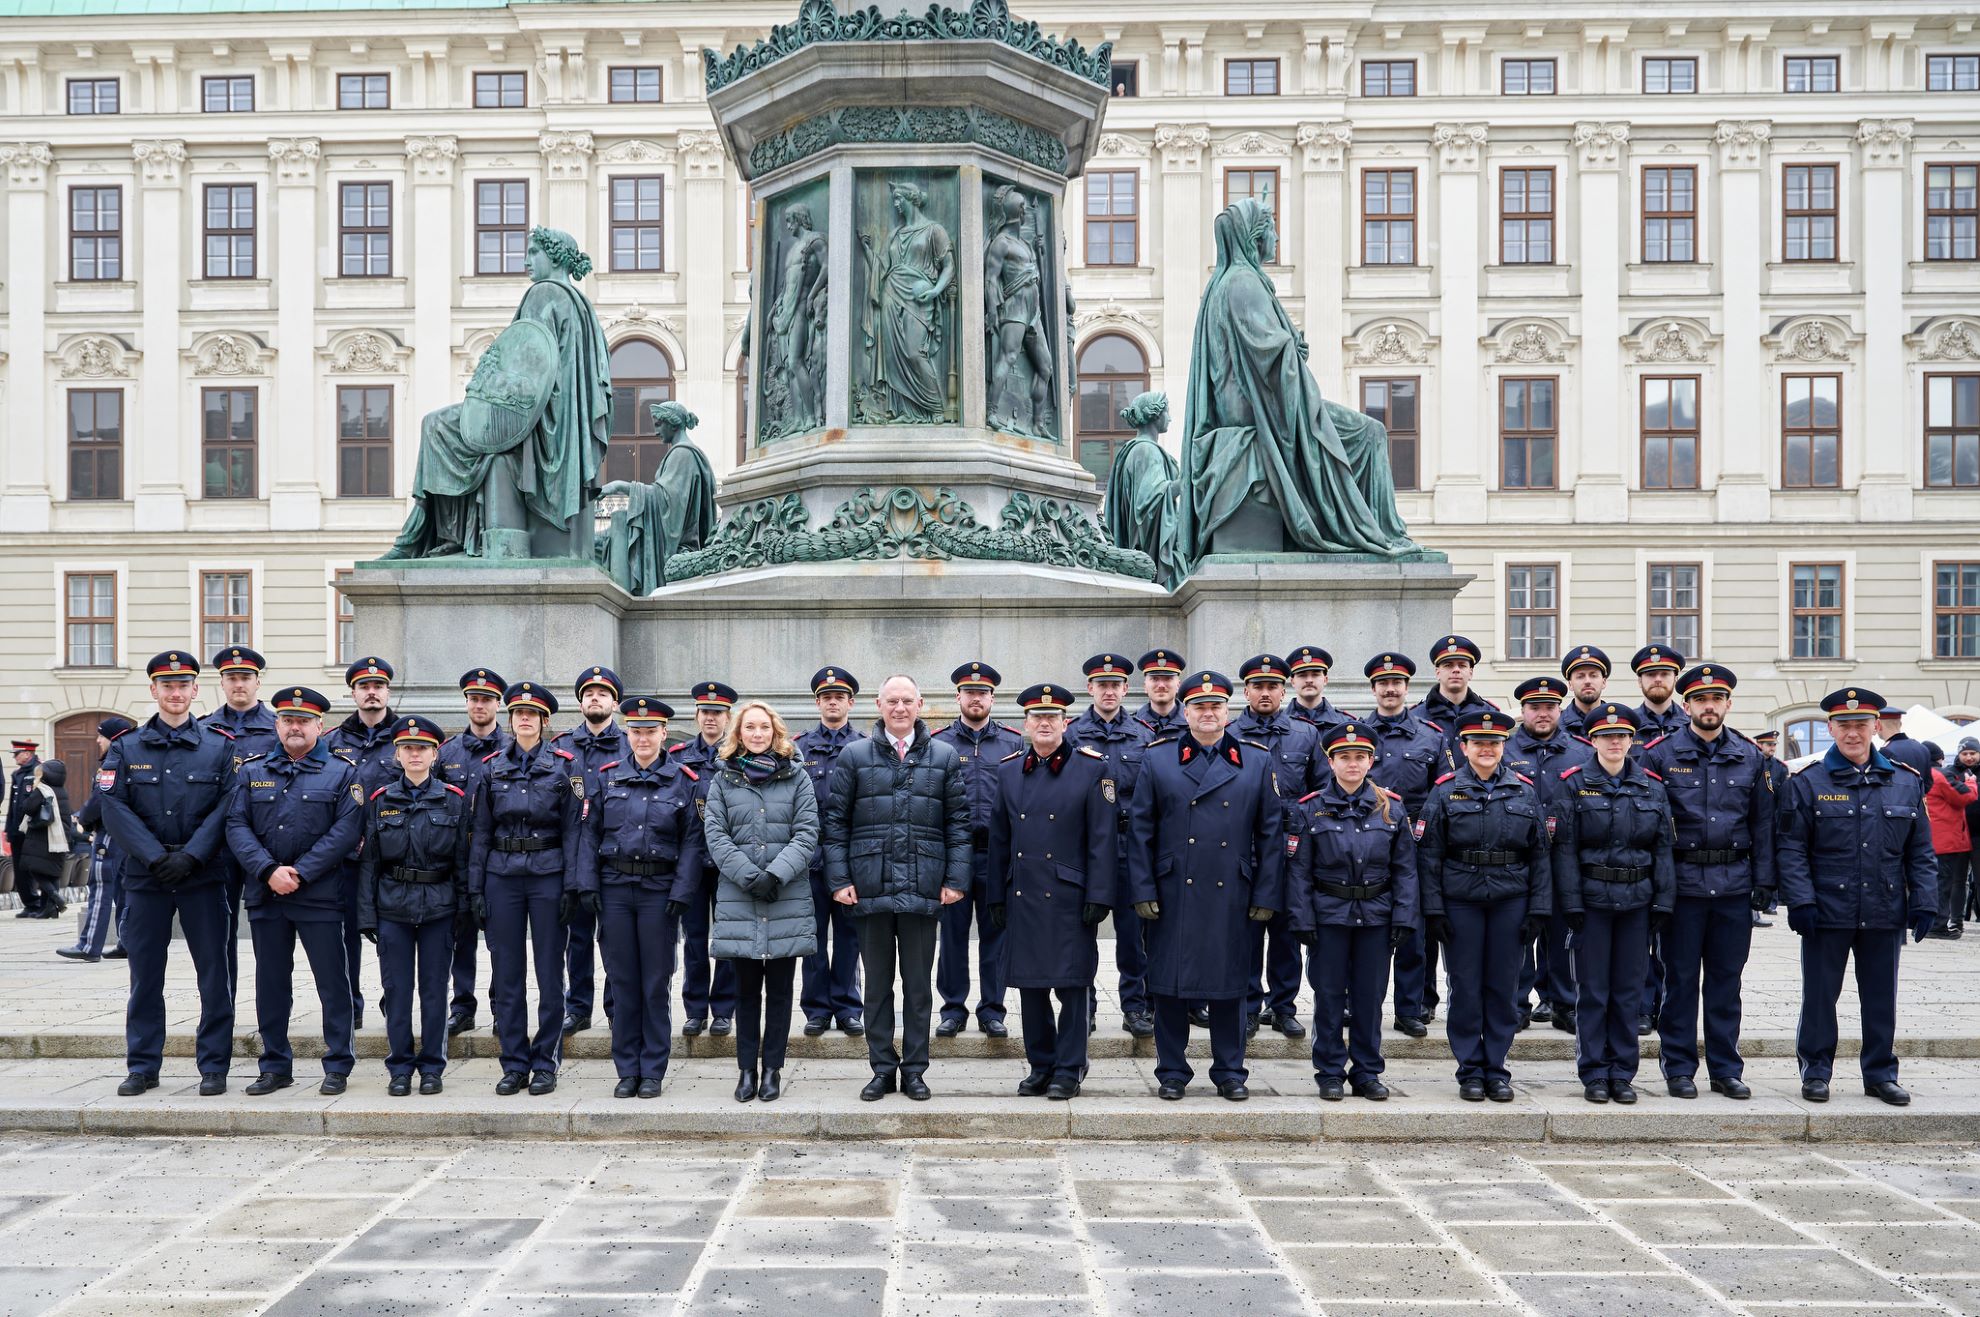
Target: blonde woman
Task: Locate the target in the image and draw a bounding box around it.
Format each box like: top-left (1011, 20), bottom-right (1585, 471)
top-left (703, 700), bottom-right (819, 1102)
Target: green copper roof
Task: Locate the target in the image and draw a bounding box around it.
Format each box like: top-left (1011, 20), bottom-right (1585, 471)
top-left (0, 0), bottom-right (647, 15)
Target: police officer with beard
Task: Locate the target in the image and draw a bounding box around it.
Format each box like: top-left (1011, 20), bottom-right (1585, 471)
top-left (551, 665), bottom-right (627, 1035)
top-left (325, 657), bottom-right (401, 1029)
top-left (1067, 654), bottom-right (1156, 1039)
top-left (202, 646), bottom-right (279, 997)
top-left (797, 668), bottom-right (865, 1037)
top-left (1132, 649), bottom-right (1188, 739)
top-left (1285, 646), bottom-right (1352, 740)
top-left (1361, 653), bottom-right (1448, 1039)
top-left (1232, 654), bottom-right (1321, 1039)
top-left (438, 669), bottom-right (508, 1035)
top-left (1502, 676), bottom-right (1591, 1034)
top-left (1557, 646), bottom-right (1612, 741)
top-left (933, 661), bottom-right (1025, 1038)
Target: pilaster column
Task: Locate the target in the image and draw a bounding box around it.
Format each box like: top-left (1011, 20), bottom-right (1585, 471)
top-left (1296, 123), bottom-right (1350, 395)
top-left (677, 130), bottom-right (727, 424)
top-left (268, 137), bottom-right (322, 527)
top-left (133, 139), bottom-right (187, 531)
top-left (403, 135), bottom-right (458, 479)
top-left (1713, 120), bottom-right (1771, 522)
top-left (0, 143), bottom-right (52, 532)
top-left (538, 130), bottom-right (594, 239)
top-left (1572, 122), bottom-right (1629, 521)
top-left (1155, 124), bottom-right (1208, 396)
top-left (1857, 118), bottom-right (1914, 520)
top-left (1432, 123), bottom-right (1487, 522)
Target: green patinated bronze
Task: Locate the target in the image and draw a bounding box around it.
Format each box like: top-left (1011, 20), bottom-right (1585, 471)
top-left (853, 172), bottom-right (959, 426)
top-left (748, 105), bottom-right (1069, 178)
top-left (758, 181), bottom-right (832, 443)
top-left (1102, 392), bottom-right (1184, 589)
top-left (983, 179), bottom-right (1059, 440)
top-left (593, 403), bottom-right (720, 595)
top-left (704, 0), bottom-right (1112, 95)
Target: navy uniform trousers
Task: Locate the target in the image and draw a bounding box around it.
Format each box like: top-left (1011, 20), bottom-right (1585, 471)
top-left (250, 907), bottom-right (355, 1079)
top-left (600, 885), bottom-right (678, 1082)
top-left (124, 883), bottom-right (235, 1079)
top-left (564, 902), bottom-right (614, 1024)
top-left (485, 872), bottom-right (567, 1075)
top-left (1310, 925), bottom-right (1391, 1082)
top-left (1656, 893), bottom-right (1752, 1082)
top-left (1393, 925), bottom-right (1437, 1022)
top-left (451, 922), bottom-right (481, 1021)
top-left (680, 881), bottom-right (739, 1025)
top-left (938, 851), bottom-right (1008, 1025)
top-left (1020, 987), bottom-right (1090, 1083)
top-left (1797, 927), bottom-right (1903, 1085)
top-left (1444, 897), bottom-right (1526, 1084)
top-left (800, 868), bottom-right (863, 1026)
top-left (1153, 997), bottom-right (1245, 1089)
top-left (1248, 913), bottom-right (1304, 1021)
top-left (379, 919), bottom-right (453, 1079)
top-left (1571, 907), bottom-right (1649, 1085)
top-left (1518, 918), bottom-right (1574, 1012)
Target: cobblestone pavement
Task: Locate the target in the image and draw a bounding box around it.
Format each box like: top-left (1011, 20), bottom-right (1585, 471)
top-left (0, 1136), bottom-right (1978, 1316)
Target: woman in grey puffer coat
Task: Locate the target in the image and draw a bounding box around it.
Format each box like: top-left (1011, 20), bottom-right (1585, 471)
top-left (703, 700), bottom-right (819, 1103)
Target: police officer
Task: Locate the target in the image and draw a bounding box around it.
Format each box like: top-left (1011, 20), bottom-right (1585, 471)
top-left (438, 668), bottom-right (508, 1035)
top-left (1877, 707), bottom-right (1935, 802)
top-left (227, 687), bottom-right (366, 1096)
top-left (1417, 709), bottom-right (1552, 1102)
top-left (673, 680), bottom-right (740, 1037)
top-left (1778, 687), bottom-right (1938, 1106)
top-left (469, 681), bottom-right (590, 1096)
top-left (933, 661), bottom-right (1024, 1038)
top-left (986, 682), bottom-right (1117, 1099)
top-left (1752, 729), bottom-right (1788, 927)
top-left (1286, 646), bottom-right (1352, 740)
top-left (1504, 676), bottom-right (1592, 1033)
top-left (6, 739), bottom-right (45, 914)
top-left (325, 656), bottom-right (401, 1028)
top-left (61, 716), bottom-right (137, 962)
top-left (1361, 653), bottom-right (1447, 1039)
top-left (581, 696), bottom-right (705, 1099)
top-left (1287, 722), bottom-right (1418, 1101)
top-left (1127, 670), bottom-right (1284, 1101)
top-left (1640, 663), bottom-right (1775, 1100)
top-left (201, 646), bottom-right (281, 998)
top-left (552, 665), bottom-right (627, 1035)
top-left (796, 667), bottom-right (864, 1037)
top-left (1552, 705), bottom-right (1675, 1105)
top-left (1558, 645), bottom-right (1612, 741)
top-left (1233, 654), bottom-right (1321, 1039)
top-left (356, 715), bottom-right (471, 1097)
top-left (1630, 645), bottom-right (1689, 742)
top-left (1412, 636), bottom-right (1497, 756)
top-left (1132, 649), bottom-right (1188, 738)
top-left (1067, 653), bottom-right (1156, 1038)
top-left (98, 652), bottom-right (239, 1097)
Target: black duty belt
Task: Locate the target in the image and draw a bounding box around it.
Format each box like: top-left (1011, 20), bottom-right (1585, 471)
top-left (492, 836), bottom-right (557, 853)
top-left (1586, 865), bottom-right (1648, 884)
top-left (607, 858), bottom-right (669, 876)
top-left (389, 866), bottom-right (451, 884)
top-left (1318, 879), bottom-right (1391, 901)
top-left (1674, 848), bottom-right (1741, 864)
top-left (1457, 849), bottom-right (1519, 866)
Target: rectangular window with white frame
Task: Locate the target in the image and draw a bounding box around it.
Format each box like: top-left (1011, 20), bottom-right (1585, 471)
top-left (1934, 561), bottom-right (1980, 660)
top-left (1643, 57), bottom-right (1697, 94)
top-left (1505, 564), bottom-right (1560, 660)
top-left (63, 572), bottom-right (117, 668)
top-left (1782, 373), bottom-right (1841, 488)
top-left (1789, 562), bottom-right (1845, 659)
top-left (1501, 59), bottom-right (1555, 95)
top-left (1647, 563), bottom-right (1702, 657)
top-left (1926, 373), bottom-right (1980, 488)
top-left (199, 570), bottom-right (254, 654)
top-left (332, 568), bottom-right (358, 666)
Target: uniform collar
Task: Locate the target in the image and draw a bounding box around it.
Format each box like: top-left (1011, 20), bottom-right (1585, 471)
top-left (144, 713), bottom-right (204, 746)
top-left (1024, 742), bottom-right (1072, 774)
top-left (1234, 707), bottom-right (1291, 735)
top-left (214, 702), bottom-right (275, 729)
top-left (1321, 779), bottom-right (1377, 811)
top-left (457, 726), bottom-right (505, 752)
top-left (1824, 744), bottom-right (1892, 780)
top-left (270, 742), bottom-right (331, 773)
top-left (337, 709), bottom-right (397, 743)
top-left (947, 719), bottom-right (1008, 745)
top-left (570, 720), bottom-right (621, 747)
top-left (1179, 731), bottom-right (1242, 765)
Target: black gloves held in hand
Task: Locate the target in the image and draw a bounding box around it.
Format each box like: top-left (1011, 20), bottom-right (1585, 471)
top-left (152, 852), bottom-right (197, 886)
top-left (582, 891), bottom-right (603, 918)
top-left (470, 894), bottom-right (490, 930)
top-left (556, 891), bottom-right (582, 926)
top-left (1648, 908), bottom-right (1672, 934)
top-left (1388, 926), bottom-right (1409, 952)
top-left (666, 899), bottom-right (688, 920)
top-left (1426, 914), bottom-right (1456, 945)
top-left (1563, 911), bottom-right (1586, 933)
top-left (1750, 887), bottom-right (1775, 913)
top-left (1133, 900), bottom-right (1160, 921)
top-left (1516, 916), bottom-right (1544, 945)
top-left (1787, 905), bottom-right (1818, 936)
top-left (1081, 902), bottom-right (1107, 927)
top-left (988, 903), bottom-right (1007, 930)
top-left (359, 927), bottom-right (378, 945)
top-left (1247, 906), bottom-right (1275, 923)
top-left (454, 908), bottom-right (476, 940)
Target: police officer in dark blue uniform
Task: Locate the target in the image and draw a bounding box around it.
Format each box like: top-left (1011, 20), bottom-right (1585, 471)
top-left (673, 680), bottom-right (740, 1036)
top-left (1412, 636), bottom-right (1497, 758)
top-left (325, 656), bottom-right (401, 1028)
top-left (227, 686), bottom-right (367, 1096)
top-left (1287, 722), bottom-right (1417, 1101)
top-left (1753, 729), bottom-right (1789, 926)
top-left (1630, 645), bottom-right (1689, 742)
top-left (438, 668), bottom-right (508, 1035)
top-left (1362, 653), bottom-right (1447, 1038)
top-left (1503, 676), bottom-right (1592, 1032)
top-left (1286, 645), bottom-right (1352, 739)
top-left (1067, 653), bottom-right (1156, 1038)
top-left (581, 696), bottom-right (705, 1099)
top-left (1417, 709), bottom-right (1552, 1102)
top-left (201, 645), bottom-right (280, 998)
top-left (1132, 649), bottom-right (1188, 739)
top-left (62, 716), bottom-right (137, 962)
top-left (1640, 663), bottom-right (1774, 1100)
top-left (1552, 705), bottom-right (1675, 1104)
top-left (797, 667), bottom-right (865, 1036)
top-left (933, 661), bottom-right (1025, 1038)
top-left (986, 683), bottom-right (1118, 1099)
top-left (1558, 645), bottom-right (1612, 741)
top-left (1127, 670), bottom-right (1284, 1101)
top-left (1778, 687), bottom-right (1939, 1106)
top-left (1232, 653), bottom-right (1321, 1039)
top-left (469, 681), bottom-right (591, 1096)
top-left (99, 651), bottom-right (239, 1096)
top-left (357, 715), bottom-right (471, 1097)
top-left (5, 739), bottom-right (44, 912)
top-left (552, 665), bottom-right (626, 1035)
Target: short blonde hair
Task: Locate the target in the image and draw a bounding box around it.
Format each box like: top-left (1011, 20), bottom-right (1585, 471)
top-left (720, 700), bottom-right (796, 760)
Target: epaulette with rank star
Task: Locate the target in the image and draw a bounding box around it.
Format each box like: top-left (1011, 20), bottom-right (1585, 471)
top-left (1422, 719), bottom-right (1444, 733)
top-left (1643, 767), bottom-right (1663, 781)
top-left (1569, 734), bottom-right (1594, 747)
top-left (442, 783), bottom-right (465, 796)
top-left (1298, 789), bottom-right (1323, 803)
top-left (1434, 771), bottom-right (1456, 785)
top-left (1643, 734), bottom-right (1669, 751)
top-left (1146, 736), bottom-right (1177, 748)
top-left (1000, 750), bottom-right (1025, 762)
top-left (1559, 764), bottom-right (1583, 780)
top-left (1240, 739), bottom-right (1269, 752)
top-left (1894, 761), bottom-right (1922, 777)
top-left (1515, 772), bottom-right (1534, 785)
top-left (679, 765), bottom-right (699, 781)
top-left (236, 752), bottom-right (267, 766)
top-left (369, 785), bottom-right (391, 801)
top-left (552, 747), bottom-right (575, 761)
top-left (1076, 745), bottom-right (1105, 759)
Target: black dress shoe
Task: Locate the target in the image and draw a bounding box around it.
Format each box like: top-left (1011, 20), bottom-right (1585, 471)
top-left (860, 1073), bottom-right (896, 1102)
top-left (1515, 1008), bottom-right (1533, 1031)
top-left (1273, 1011), bottom-right (1306, 1039)
top-left (1351, 1078), bottom-right (1393, 1102)
top-left (1609, 1080), bottom-right (1638, 1105)
top-left (1124, 1011), bottom-right (1156, 1039)
top-left (759, 1070), bottom-right (782, 1102)
top-left (1017, 1071), bottom-right (1051, 1097)
top-left (562, 1013), bottom-right (592, 1035)
top-left (1637, 1014), bottom-right (1655, 1037)
top-left (1550, 1011), bottom-right (1576, 1035)
top-left (979, 1015), bottom-right (1009, 1039)
top-left (935, 1017), bottom-right (963, 1038)
top-left (447, 1013), bottom-right (475, 1037)
top-left (1530, 1000), bottom-right (1554, 1023)
top-left (1316, 1077), bottom-right (1345, 1101)
top-left (839, 1017), bottom-right (865, 1037)
top-left (117, 1072), bottom-right (158, 1096)
top-left (1584, 1083), bottom-right (1610, 1103)
top-left (803, 1018), bottom-right (829, 1037)
top-left (1157, 1082), bottom-right (1186, 1100)
top-left (1485, 1079), bottom-right (1515, 1103)
top-left (710, 1017), bottom-right (733, 1037)
top-left (388, 1075), bottom-right (412, 1097)
top-left (1802, 1078), bottom-right (1830, 1102)
top-left (638, 1078), bottom-right (663, 1099)
top-left (1217, 1081), bottom-right (1248, 1102)
top-left (1187, 1005), bottom-right (1211, 1029)
top-left (902, 1076), bottom-right (932, 1101)
top-left (1046, 1079), bottom-right (1080, 1100)
top-left (419, 1075), bottom-right (443, 1096)
top-left (246, 1073), bottom-right (293, 1096)
top-left (735, 1069), bottom-right (758, 1103)
top-left (199, 1073), bottom-right (227, 1097)
top-left (56, 947), bottom-right (99, 962)
top-left (496, 1071), bottom-right (527, 1096)
top-left (1667, 1076), bottom-right (1698, 1099)
top-left (682, 1017), bottom-right (707, 1038)
top-left (103, 945), bottom-right (128, 960)
top-left (1459, 1079), bottom-right (1486, 1102)
top-left (1243, 1013), bottom-right (1261, 1039)
top-left (14, 907), bottom-right (38, 918)
top-left (614, 1077), bottom-right (639, 1099)
top-left (1710, 1077), bottom-right (1752, 1100)
top-left (320, 1073), bottom-right (348, 1096)
top-left (1394, 1016), bottom-right (1428, 1038)
top-left (1865, 1080), bottom-right (1911, 1106)
top-left (528, 1071), bottom-right (557, 1096)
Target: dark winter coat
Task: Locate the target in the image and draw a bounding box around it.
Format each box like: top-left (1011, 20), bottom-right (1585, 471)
top-left (821, 720), bottom-right (972, 918)
top-left (704, 755), bottom-right (819, 961)
top-left (1551, 760), bottom-right (1676, 915)
top-left (577, 752), bottom-right (703, 899)
top-left (985, 743), bottom-right (1119, 989)
top-left (1416, 764), bottom-right (1553, 915)
top-left (225, 744), bottom-right (366, 920)
top-left (1640, 725), bottom-right (1776, 900)
top-left (1286, 779), bottom-right (1419, 933)
top-left (1777, 748), bottom-right (1936, 929)
top-left (356, 774), bottom-right (471, 929)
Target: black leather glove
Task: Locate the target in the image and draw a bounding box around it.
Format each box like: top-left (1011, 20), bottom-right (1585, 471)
top-left (360, 927), bottom-right (378, 945)
top-left (1564, 911), bottom-right (1585, 932)
top-left (989, 903), bottom-right (1008, 930)
top-left (666, 899), bottom-right (688, 920)
top-left (1750, 887), bottom-right (1775, 913)
top-left (1648, 908), bottom-right (1672, 934)
top-left (453, 907), bottom-right (476, 940)
top-left (1516, 916), bottom-right (1544, 945)
top-left (1787, 905), bottom-right (1818, 936)
top-left (1247, 905), bottom-right (1275, 923)
top-left (1134, 900), bottom-right (1160, 921)
top-left (1912, 911), bottom-right (1939, 944)
top-left (1081, 902), bottom-right (1107, 927)
top-left (557, 891), bottom-right (581, 926)
top-left (471, 894), bottom-right (490, 930)
top-left (582, 891), bottom-right (603, 918)
top-left (1426, 914), bottom-right (1456, 945)
top-left (1292, 928), bottom-right (1315, 946)
top-left (152, 851), bottom-right (197, 886)
top-left (1389, 926), bottom-right (1409, 952)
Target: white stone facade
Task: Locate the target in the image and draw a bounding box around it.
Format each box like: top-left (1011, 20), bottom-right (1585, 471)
top-left (2, 1), bottom-right (1978, 756)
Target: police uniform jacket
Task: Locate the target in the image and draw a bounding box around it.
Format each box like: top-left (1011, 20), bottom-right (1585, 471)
top-left (324, 711), bottom-right (401, 797)
top-left (579, 752), bottom-right (705, 901)
top-left (1639, 726), bottom-right (1776, 900)
top-left (551, 720), bottom-right (625, 777)
top-left (985, 742), bottom-right (1119, 989)
top-left (1881, 733), bottom-right (1935, 798)
top-left (931, 718), bottom-right (1025, 848)
top-left (1416, 765), bottom-right (1553, 916)
top-left (672, 736), bottom-right (725, 887)
top-left (821, 720), bottom-right (972, 917)
top-left (4, 754), bottom-right (40, 844)
top-left (1777, 747), bottom-right (1937, 930)
top-left (1504, 727), bottom-right (1592, 808)
top-left (796, 721), bottom-right (859, 874)
top-left (1288, 697), bottom-right (1353, 740)
top-left (1560, 701), bottom-right (1608, 741)
top-left (1412, 689), bottom-right (1497, 761)
top-left (1126, 733), bottom-right (1285, 1000)
top-left (1366, 711), bottom-right (1447, 818)
top-left (1132, 702), bottom-right (1187, 739)
top-left (1286, 780), bottom-right (1419, 933)
top-left (356, 774), bottom-right (471, 929)
top-left (1551, 761), bottom-right (1676, 916)
top-left (1231, 706), bottom-right (1325, 818)
top-left (1762, 756), bottom-right (1790, 798)
top-left (203, 702), bottom-right (280, 762)
top-left (438, 726), bottom-right (508, 798)
top-left (468, 741), bottom-right (591, 896)
top-left (1065, 707), bottom-right (1152, 865)
top-left (224, 744), bottom-right (366, 919)
top-left (1634, 701), bottom-right (1690, 743)
top-left (77, 775), bottom-right (124, 884)
top-left (96, 716), bottom-right (239, 891)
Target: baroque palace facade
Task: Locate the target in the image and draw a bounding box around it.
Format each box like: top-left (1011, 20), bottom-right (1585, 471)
top-left (2, 0), bottom-right (1979, 773)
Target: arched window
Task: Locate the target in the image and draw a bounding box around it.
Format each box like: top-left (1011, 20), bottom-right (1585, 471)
top-left (1074, 333), bottom-right (1148, 479)
top-left (52, 711), bottom-right (115, 787)
top-left (608, 338), bottom-right (675, 482)
top-left (1783, 716), bottom-right (1834, 761)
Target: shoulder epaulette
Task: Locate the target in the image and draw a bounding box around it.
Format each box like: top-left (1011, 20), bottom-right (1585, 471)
top-left (679, 765), bottom-right (699, 781)
top-left (481, 749), bottom-right (501, 763)
top-left (369, 785), bottom-right (390, 801)
top-left (236, 751), bottom-right (267, 766)
top-left (552, 747), bottom-right (575, 761)
top-left (1642, 768), bottom-right (1663, 781)
top-left (1570, 734), bottom-right (1593, 746)
top-left (1240, 738), bottom-right (1269, 752)
top-left (1422, 719), bottom-right (1444, 733)
top-left (1514, 772), bottom-right (1534, 785)
top-left (668, 741), bottom-right (691, 753)
top-left (209, 725), bottom-right (235, 739)
top-left (1298, 789), bottom-right (1323, 803)
top-left (1643, 734), bottom-right (1668, 751)
top-left (1789, 760), bottom-right (1816, 775)
top-left (1895, 761), bottom-right (1922, 777)
top-left (442, 782), bottom-right (465, 796)
top-left (1000, 750), bottom-right (1025, 762)
top-left (1147, 736), bottom-right (1176, 747)
top-left (1076, 745), bottom-right (1105, 759)
top-left (1434, 771), bottom-right (1456, 784)
top-left (1559, 764), bottom-right (1583, 780)
top-left (598, 760), bottom-right (620, 772)
top-left (331, 749), bottom-right (357, 764)
top-left (1374, 785), bottom-right (1399, 801)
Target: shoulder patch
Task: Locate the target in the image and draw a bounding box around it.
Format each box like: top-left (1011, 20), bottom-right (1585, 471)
top-left (552, 747), bottom-right (575, 761)
top-left (1077, 745), bottom-right (1106, 759)
top-left (598, 760), bottom-right (620, 772)
top-left (1558, 764), bottom-right (1583, 780)
top-left (1642, 767), bottom-right (1664, 781)
top-left (369, 785), bottom-right (390, 801)
top-left (236, 752), bottom-right (267, 766)
top-left (1000, 750), bottom-right (1024, 762)
top-left (481, 749), bottom-right (501, 763)
top-left (1298, 789), bottom-right (1323, 803)
top-left (1434, 771), bottom-right (1456, 785)
top-left (669, 741), bottom-right (691, 754)
top-left (442, 782), bottom-right (465, 796)
top-left (679, 765), bottom-right (699, 781)
top-left (1515, 772), bottom-right (1534, 785)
